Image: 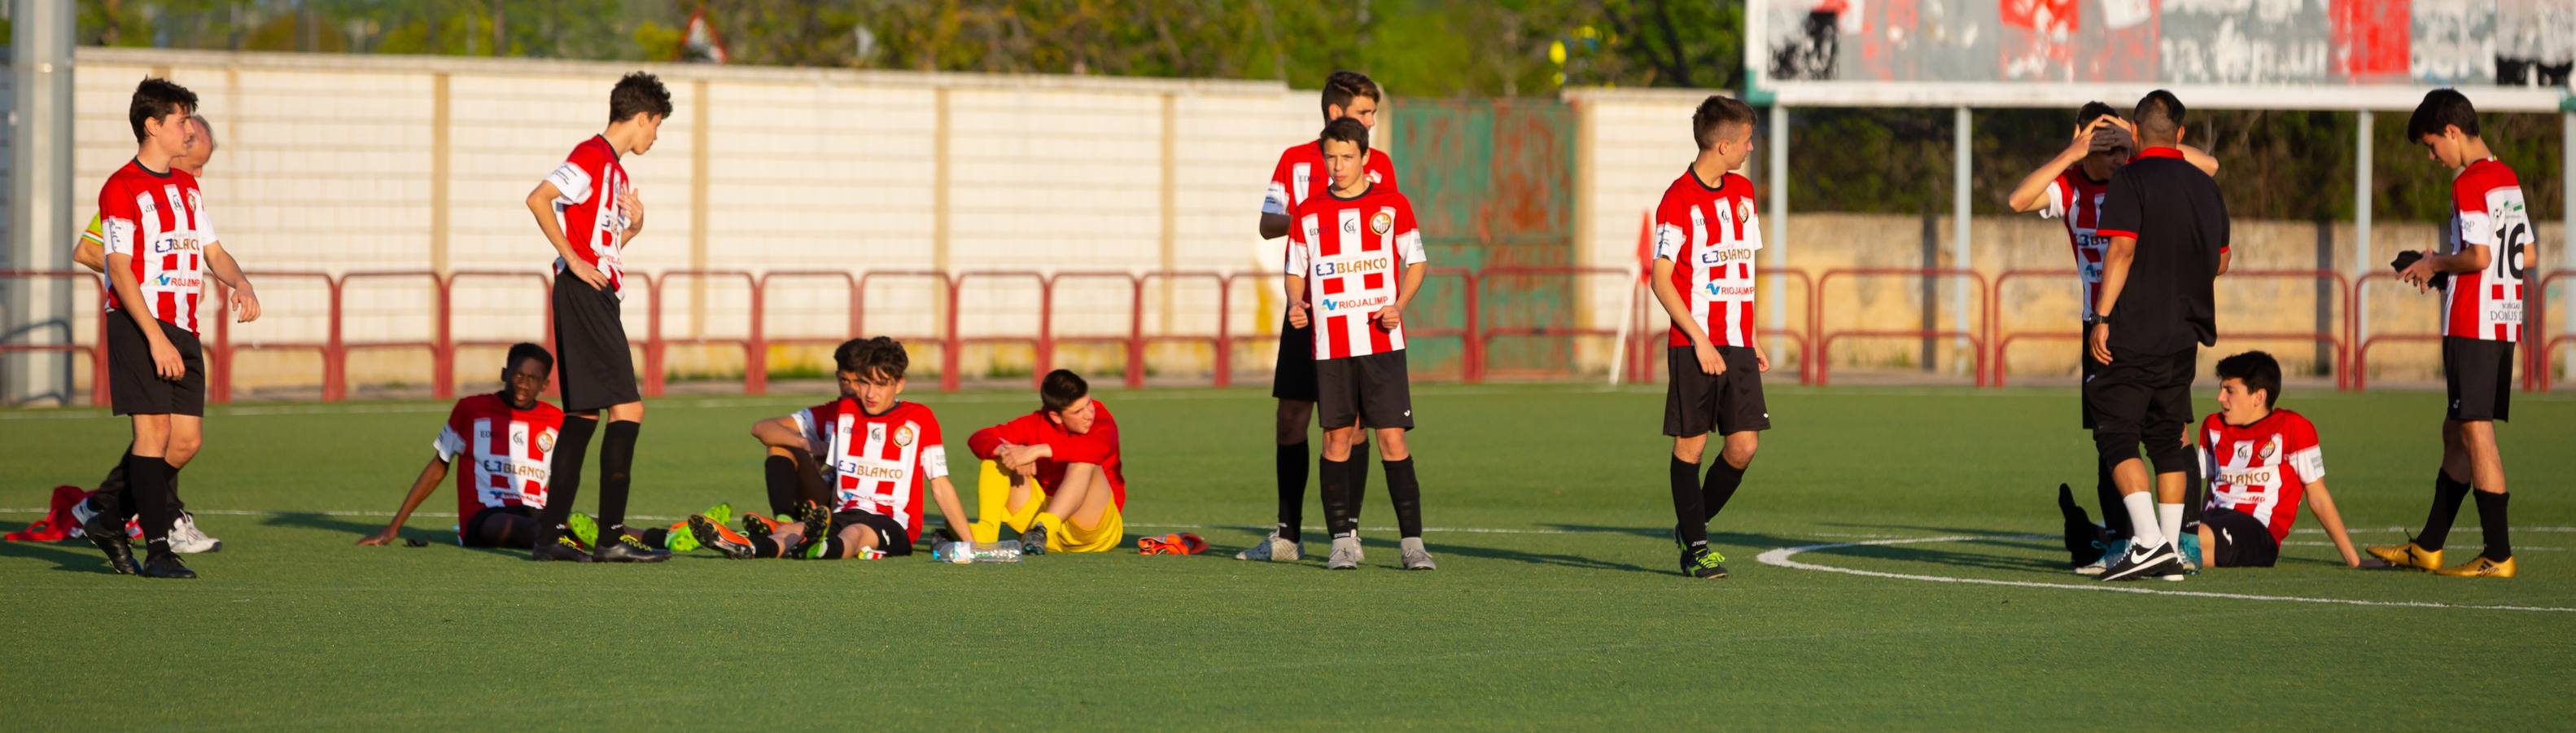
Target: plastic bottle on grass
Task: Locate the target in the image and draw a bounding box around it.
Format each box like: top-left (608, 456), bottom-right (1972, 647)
top-left (932, 540), bottom-right (1022, 564)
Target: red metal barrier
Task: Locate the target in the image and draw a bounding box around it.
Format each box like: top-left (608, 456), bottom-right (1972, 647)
top-left (1814, 268), bottom-right (1990, 386)
top-left (645, 270), bottom-right (759, 397)
top-left (1475, 266), bottom-right (1655, 383)
top-left (2215, 270), bottom-right (2352, 390)
top-left (1049, 271), bottom-right (1145, 388)
top-left (1222, 272), bottom-right (1292, 387)
top-left (1624, 269), bottom-right (1816, 385)
top-left (2350, 270), bottom-right (2437, 392)
top-left (335, 271), bottom-right (447, 402)
top-left (756, 270), bottom-right (861, 387)
top-left (855, 270), bottom-right (958, 392)
top-left (0, 270), bottom-right (111, 406)
top-left (1139, 271), bottom-right (1232, 388)
top-left (1988, 269), bottom-right (2080, 388)
top-left (446, 270), bottom-right (555, 398)
top-left (951, 270), bottom-right (1052, 390)
top-left (211, 271), bottom-right (338, 403)
top-left (1404, 267), bottom-right (1481, 382)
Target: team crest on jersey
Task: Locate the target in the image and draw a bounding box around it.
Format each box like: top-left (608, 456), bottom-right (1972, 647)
top-left (894, 424), bottom-right (916, 448)
top-left (2259, 440), bottom-right (2276, 461)
top-left (537, 429), bottom-right (557, 454)
top-left (869, 424), bottom-right (886, 444)
top-left (1370, 211), bottom-right (1393, 235)
top-left (1735, 198), bottom-right (1756, 225)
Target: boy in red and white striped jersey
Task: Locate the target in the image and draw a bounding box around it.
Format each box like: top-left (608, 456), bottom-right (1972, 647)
top-left (358, 345), bottom-right (571, 550)
top-left (1282, 118), bottom-right (1433, 571)
top-left (85, 77), bottom-right (262, 579)
top-left (2373, 90), bottom-right (2531, 578)
top-left (2187, 351), bottom-right (2362, 569)
top-left (693, 338), bottom-right (974, 560)
top-left (1649, 95), bottom-right (1770, 581)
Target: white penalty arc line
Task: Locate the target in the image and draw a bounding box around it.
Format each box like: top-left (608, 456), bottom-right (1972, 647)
top-left (1755, 533), bottom-right (2576, 613)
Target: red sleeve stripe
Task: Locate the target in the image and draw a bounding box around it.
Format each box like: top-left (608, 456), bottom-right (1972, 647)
top-left (2095, 229), bottom-right (2139, 239)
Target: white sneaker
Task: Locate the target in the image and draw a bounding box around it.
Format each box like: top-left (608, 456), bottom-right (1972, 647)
top-left (67, 496), bottom-right (97, 538)
top-left (1325, 536), bottom-right (1363, 570)
top-left (168, 512), bottom-right (222, 554)
top-left (1234, 532), bottom-right (1301, 562)
top-left (1398, 537), bottom-right (1437, 571)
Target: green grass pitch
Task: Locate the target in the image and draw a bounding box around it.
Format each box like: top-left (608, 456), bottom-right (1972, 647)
top-left (3, 383), bottom-right (2570, 729)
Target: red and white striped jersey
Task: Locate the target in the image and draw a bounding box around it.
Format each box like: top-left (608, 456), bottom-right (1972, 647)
top-left (545, 135), bottom-right (632, 294)
top-left (794, 398), bottom-right (950, 542)
top-left (433, 393), bottom-right (565, 533)
top-left (1284, 183), bottom-right (1427, 360)
top-left (2441, 158), bottom-right (2530, 342)
top-left (1653, 168), bottom-right (1764, 349)
top-left (2198, 409), bottom-right (2325, 543)
top-left (2040, 169), bottom-right (2113, 321)
top-left (98, 160), bottom-right (218, 334)
top-left (1262, 140), bottom-right (1397, 219)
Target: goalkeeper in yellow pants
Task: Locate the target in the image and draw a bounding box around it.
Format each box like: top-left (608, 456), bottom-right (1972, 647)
top-left (964, 370), bottom-right (1127, 554)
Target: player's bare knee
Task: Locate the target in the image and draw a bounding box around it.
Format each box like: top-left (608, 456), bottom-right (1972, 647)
top-left (840, 524), bottom-right (880, 556)
top-left (1672, 435), bottom-right (1708, 463)
top-left (1721, 433), bottom-right (1757, 468)
top-left (1375, 429), bottom-right (1409, 461)
top-left (609, 401), bottom-right (644, 423)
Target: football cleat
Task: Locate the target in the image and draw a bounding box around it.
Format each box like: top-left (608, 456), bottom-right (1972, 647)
top-left (2433, 555), bottom-right (2515, 578)
top-left (2075, 538), bottom-right (2128, 577)
top-left (740, 511), bottom-right (784, 539)
top-left (83, 509), bottom-right (138, 575)
top-left (2099, 541), bottom-right (2180, 582)
top-left (688, 514), bottom-right (756, 560)
top-left (1325, 536), bottom-right (1363, 570)
top-left (137, 550), bottom-right (196, 579)
top-left (1398, 537), bottom-right (1437, 571)
top-left (788, 502), bottom-right (833, 559)
top-left (593, 532), bottom-right (672, 563)
top-left (2366, 541), bottom-right (2443, 572)
top-left (531, 535), bottom-right (593, 562)
top-left (2176, 532), bottom-right (2202, 573)
top-left (167, 512), bottom-right (221, 554)
top-left (1020, 523), bottom-right (1051, 556)
top-left (566, 512), bottom-right (601, 552)
top-left (1681, 545), bottom-right (1729, 579)
top-left (1235, 531), bottom-right (1301, 562)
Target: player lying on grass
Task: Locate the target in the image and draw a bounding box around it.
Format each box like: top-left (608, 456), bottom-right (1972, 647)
top-left (2059, 351), bottom-right (2363, 569)
top-left (686, 337), bottom-right (973, 560)
top-left (963, 369), bottom-right (1127, 555)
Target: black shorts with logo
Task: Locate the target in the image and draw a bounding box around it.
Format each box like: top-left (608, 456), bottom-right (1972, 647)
top-left (2443, 336), bottom-right (2513, 423)
top-left (1271, 314), bottom-right (1321, 402)
top-left (2084, 346), bottom-right (2194, 449)
top-left (1316, 350), bottom-right (1413, 431)
top-left (1664, 345), bottom-right (1769, 437)
top-left (2202, 507), bottom-right (2281, 568)
top-left (460, 505), bottom-right (535, 548)
top-left (107, 315), bottom-right (206, 417)
top-left (551, 270), bottom-right (641, 413)
top-left (830, 510), bottom-right (916, 557)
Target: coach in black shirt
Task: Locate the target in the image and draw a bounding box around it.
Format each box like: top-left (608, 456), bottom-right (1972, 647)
top-left (2085, 89), bottom-right (2231, 582)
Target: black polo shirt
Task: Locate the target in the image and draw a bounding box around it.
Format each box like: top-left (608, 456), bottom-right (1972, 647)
top-left (2094, 147), bottom-right (2228, 355)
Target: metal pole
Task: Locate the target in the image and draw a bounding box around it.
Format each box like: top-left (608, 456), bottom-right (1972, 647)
top-left (2355, 111), bottom-right (2373, 353)
top-left (2560, 109), bottom-right (2574, 387)
top-left (1953, 106), bottom-right (1973, 376)
top-left (1767, 105), bottom-right (1789, 363)
top-left (7, 0), bottom-right (77, 406)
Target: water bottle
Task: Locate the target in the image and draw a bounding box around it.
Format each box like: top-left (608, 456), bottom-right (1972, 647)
top-left (933, 540), bottom-right (1022, 564)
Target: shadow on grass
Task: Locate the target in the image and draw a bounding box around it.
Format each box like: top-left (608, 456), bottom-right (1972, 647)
top-left (260, 511), bottom-right (524, 558)
top-left (0, 538), bottom-right (122, 574)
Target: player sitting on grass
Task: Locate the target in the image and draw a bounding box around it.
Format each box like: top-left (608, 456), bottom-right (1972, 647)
top-left (963, 369), bottom-right (1127, 555)
top-left (2058, 351), bottom-right (2362, 569)
top-left (686, 337), bottom-right (973, 560)
top-left (358, 344), bottom-right (646, 551)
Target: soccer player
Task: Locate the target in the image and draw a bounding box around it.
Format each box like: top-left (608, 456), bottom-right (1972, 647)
top-left (2005, 103), bottom-right (2221, 574)
top-left (2368, 89), bottom-right (2530, 578)
top-left (686, 337), bottom-right (975, 561)
top-left (356, 345), bottom-right (571, 549)
top-left (1649, 95), bottom-right (1771, 580)
top-left (1283, 117), bottom-right (1434, 571)
top-left (2189, 352), bottom-right (2363, 568)
top-left (69, 112), bottom-right (226, 554)
top-left (85, 77), bottom-right (262, 579)
top-left (964, 369), bottom-right (1127, 555)
top-left (1240, 70), bottom-right (1400, 563)
top-left (523, 72), bottom-right (671, 563)
top-left (2088, 90), bottom-right (2229, 582)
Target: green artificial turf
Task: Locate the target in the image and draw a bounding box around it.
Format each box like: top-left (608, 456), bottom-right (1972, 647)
top-left (3, 383), bottom-right (2569, 730)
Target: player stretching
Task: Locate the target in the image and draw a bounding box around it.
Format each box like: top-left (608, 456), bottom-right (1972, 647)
top-left (964, 370), bottom-right (1129, 555)
top-left (2369, 90), bottom-right (2530, 578)
top-left (1240, 70), bottom-right (1399, 562)
top-left (687, 338), bottom-right (975, 560)
top-left (86, 77), bottom-right (262, 578)
top-left (358, 345), bottom-right (572, 549)
top-left (2088, 90), bottom-right (2229, 582)
top-left (523, 72), bottom-right (671, 563)
top-left (1650, 95), bottom-right (1772, 580)
top-left (69, 112), bottom-right (228, 554)
top-left (1284, 118), bottom-right (1434, 571)
top-left (2005, 102), bottom-right (2220, 574)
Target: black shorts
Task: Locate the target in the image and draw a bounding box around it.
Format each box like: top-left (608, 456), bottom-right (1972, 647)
top-left (460, 505), bottom-right (535, 548)
top-left (1271, 314), bottom-right (1321, 402)
top-left (2085, 347), bottom-right (2194, 450)
top-left (2202, 507), bottom-right (2281, 568)
top-left (551, 270), bottom-right (641, 412)
top-left (1316, 350), bottom-right (1413, 430)
top-left (106, 316), bottom-right (206, 416)
top-left (2079, 320), bottom-right (2105, 429)
top-left (830, 510), bottom-right (916, 557)
top-left (2443, 336), bottom-right (2513, 423)
top-left (1664, 346), bottom-right (1769, 437)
